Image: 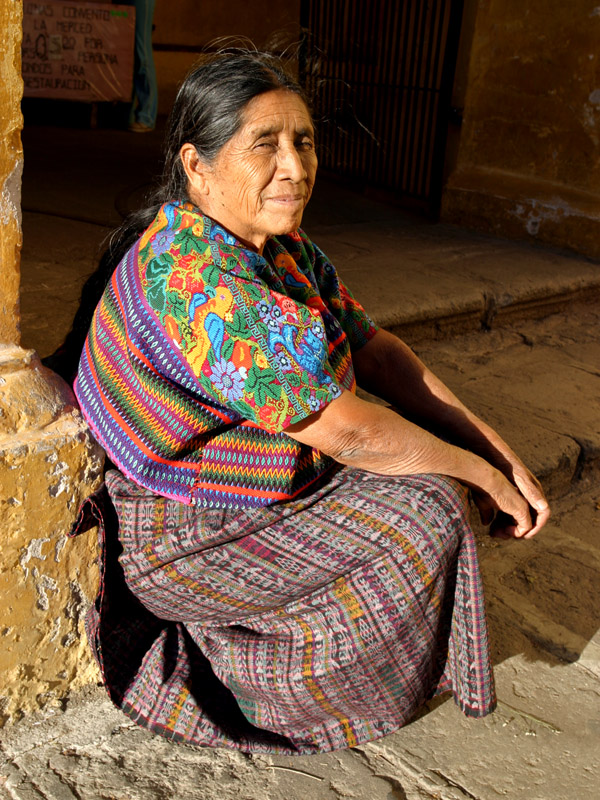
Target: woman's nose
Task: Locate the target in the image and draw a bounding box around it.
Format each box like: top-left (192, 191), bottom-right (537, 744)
top-left (276, 145), bottom-right (307, 181)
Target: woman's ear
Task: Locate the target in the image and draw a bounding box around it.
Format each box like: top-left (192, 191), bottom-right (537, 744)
top-left (180, 143), bottom-right (210, 199)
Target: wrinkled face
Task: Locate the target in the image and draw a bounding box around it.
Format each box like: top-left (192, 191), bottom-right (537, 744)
top-left (185, 89), bottom-right (318, 253)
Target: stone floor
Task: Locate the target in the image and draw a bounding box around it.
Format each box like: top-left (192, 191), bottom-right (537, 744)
top-left (2, 118), bottom-right (599, 799)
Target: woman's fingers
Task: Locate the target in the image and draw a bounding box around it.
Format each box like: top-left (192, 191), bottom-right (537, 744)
top-left (501, 491), bottom-right (533, 537)
top-left (476, 467), bottom-right (550, 539)
top-left (512, 469), bottom-right (550, 537)
top-left (473, 486), bottom-right (531, 539)
top-left (513, 469), bottom-right (550, 514)
top-left (491, 502), bottom-right (549, 540)
top-left (521, 501), bottom-right (551, 539)
top-left (483, 447), bottom-right (550, 536)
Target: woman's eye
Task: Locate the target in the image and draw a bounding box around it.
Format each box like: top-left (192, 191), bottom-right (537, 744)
top-left (298, 140), bottom-right (314, 150)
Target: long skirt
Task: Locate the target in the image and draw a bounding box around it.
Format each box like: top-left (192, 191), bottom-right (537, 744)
top-left (70, 466), bottom-right (495, 755)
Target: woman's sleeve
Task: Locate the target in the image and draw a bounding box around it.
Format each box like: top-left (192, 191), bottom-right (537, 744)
top-left (145, 254), bottom-right (342, 434)
top-left (308, 237), bottom-right (379, 351)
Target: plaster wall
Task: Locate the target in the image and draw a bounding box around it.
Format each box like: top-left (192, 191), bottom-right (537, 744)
top-left (442, 0), bottom-right (600, 258)
top-left (1, 0), bottom-right (103, 725)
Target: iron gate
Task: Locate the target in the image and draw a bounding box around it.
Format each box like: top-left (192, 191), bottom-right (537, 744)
top-left (300, 0), bottom-right (464, 216)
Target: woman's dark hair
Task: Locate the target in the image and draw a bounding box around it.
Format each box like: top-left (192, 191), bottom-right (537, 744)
top-left (46, 50), bottom-right (308, 381)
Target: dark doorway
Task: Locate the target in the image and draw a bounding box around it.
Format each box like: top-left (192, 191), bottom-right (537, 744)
top-left (300, 0), bottom-right (464, 217)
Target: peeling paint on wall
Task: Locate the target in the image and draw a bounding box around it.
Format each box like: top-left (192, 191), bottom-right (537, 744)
top-left (49, 617), bottom-right (61, 642)
top-left (585, 89), bottom-right (600, 145)
top-left (19, 537), bottom-right (51, 578)
top-left (54, 534), bottom-right (67, 562)
top-left (48, 473), bottom-right (72, 498)
top-left (65, 580), bottom-right (88, 628)
top-left (1, 359), bottom-right (104, 723)
top-left (33, 568), bottom-right (59, 611)
top-left (582, 105), bottom-right (599, 146)
top-left (507, 193), bottom-right (600, 240)
top-left (0, 159), bottom-right (23, 228)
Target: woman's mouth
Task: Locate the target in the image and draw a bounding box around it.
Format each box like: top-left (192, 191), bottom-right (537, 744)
top-left (265, 195), bottom-right (305, 206)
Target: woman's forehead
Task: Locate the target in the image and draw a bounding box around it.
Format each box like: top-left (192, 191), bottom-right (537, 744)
top-left (240, 90), bottom-right (314, 136)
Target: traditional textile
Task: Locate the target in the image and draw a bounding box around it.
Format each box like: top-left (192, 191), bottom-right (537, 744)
top-left (71, 468), bottom-right (496, 755)
top-left (75, 202), bottom-right (377, 509)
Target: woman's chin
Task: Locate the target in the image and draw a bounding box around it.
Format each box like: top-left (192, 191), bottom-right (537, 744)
top-left (270, 211), bottom-right (306, 237)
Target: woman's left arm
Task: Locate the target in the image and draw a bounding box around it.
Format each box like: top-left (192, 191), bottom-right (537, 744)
top-left (353, 328), bottom-right (550, 529)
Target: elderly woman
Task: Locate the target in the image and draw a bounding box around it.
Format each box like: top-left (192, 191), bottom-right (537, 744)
top-left (70, 52), bottom-right (549, 755)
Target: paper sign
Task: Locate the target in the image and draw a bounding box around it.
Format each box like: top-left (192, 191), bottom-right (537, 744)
top-left (22, 2), bottom-right (135, 102)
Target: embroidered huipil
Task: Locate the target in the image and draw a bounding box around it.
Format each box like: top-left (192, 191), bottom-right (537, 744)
top-left (75, 202), bottom-right (377, 508)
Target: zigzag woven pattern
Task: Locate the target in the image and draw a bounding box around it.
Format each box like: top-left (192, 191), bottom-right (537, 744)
top-left (75, 204), bottom-right (377, 509)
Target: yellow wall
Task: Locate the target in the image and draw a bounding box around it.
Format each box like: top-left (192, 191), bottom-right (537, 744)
top-left (443, 0), bottom-right (600, 258)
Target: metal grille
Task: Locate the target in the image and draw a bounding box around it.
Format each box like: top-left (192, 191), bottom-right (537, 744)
top-left (300, 0), bottom-right (464, 216)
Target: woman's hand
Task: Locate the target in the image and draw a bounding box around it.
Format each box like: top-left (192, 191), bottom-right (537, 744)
top-left (469, 464), bottom-right (550, 540)
top-left (285, 390), bottom-right (550, 539)
top-left (464, 428), bottom-right (550, 538)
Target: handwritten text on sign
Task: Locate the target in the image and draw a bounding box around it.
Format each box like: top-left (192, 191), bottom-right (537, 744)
top-left (23, 2), bottom-right (135, 102)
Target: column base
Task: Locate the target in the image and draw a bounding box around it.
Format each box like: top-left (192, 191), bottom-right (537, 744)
top-left (0, 345), bottom-right (104, 725)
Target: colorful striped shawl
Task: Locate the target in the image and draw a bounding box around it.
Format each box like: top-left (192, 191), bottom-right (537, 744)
top-left (75, 202), bottom-right (377, 508)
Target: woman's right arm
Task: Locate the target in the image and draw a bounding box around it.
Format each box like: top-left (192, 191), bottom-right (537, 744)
top-left (285, 389), bottom-right (546, 539)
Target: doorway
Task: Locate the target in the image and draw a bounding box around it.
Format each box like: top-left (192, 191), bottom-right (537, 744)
top-left (300, 0), bottom-right (464, 216)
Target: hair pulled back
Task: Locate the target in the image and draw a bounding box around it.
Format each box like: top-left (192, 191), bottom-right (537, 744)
top-left (49, 50), bottom-right (308, 381)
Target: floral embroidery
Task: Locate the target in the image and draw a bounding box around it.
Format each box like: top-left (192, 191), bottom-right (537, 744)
top-left (137, 202), bottom-right (378, 433)
top-left (210, 359), bottom-right (245, 402)
top-left (137, 202), bottom-right (371, 433)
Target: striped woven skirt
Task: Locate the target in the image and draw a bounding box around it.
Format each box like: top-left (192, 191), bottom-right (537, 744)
top-left (71, 466), bottom-right (495, 755)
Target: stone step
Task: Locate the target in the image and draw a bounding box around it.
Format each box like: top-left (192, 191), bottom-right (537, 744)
top-left (306, 206), bottom-right (600, 343)
top-left (410, 301), bottom-right (600, 500)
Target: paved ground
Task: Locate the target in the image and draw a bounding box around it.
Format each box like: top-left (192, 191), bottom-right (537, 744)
top-left (2, 120), bottom-right (599, 799)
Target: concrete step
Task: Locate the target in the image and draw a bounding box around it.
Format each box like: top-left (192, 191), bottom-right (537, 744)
top-left (409, 301), bottom-right (600, 500)
top-left (304, 183), bottom-right (600, 342)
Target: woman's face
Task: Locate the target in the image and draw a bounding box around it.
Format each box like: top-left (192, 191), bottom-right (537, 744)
top-left (184, 89), bottom-right (318, 253)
